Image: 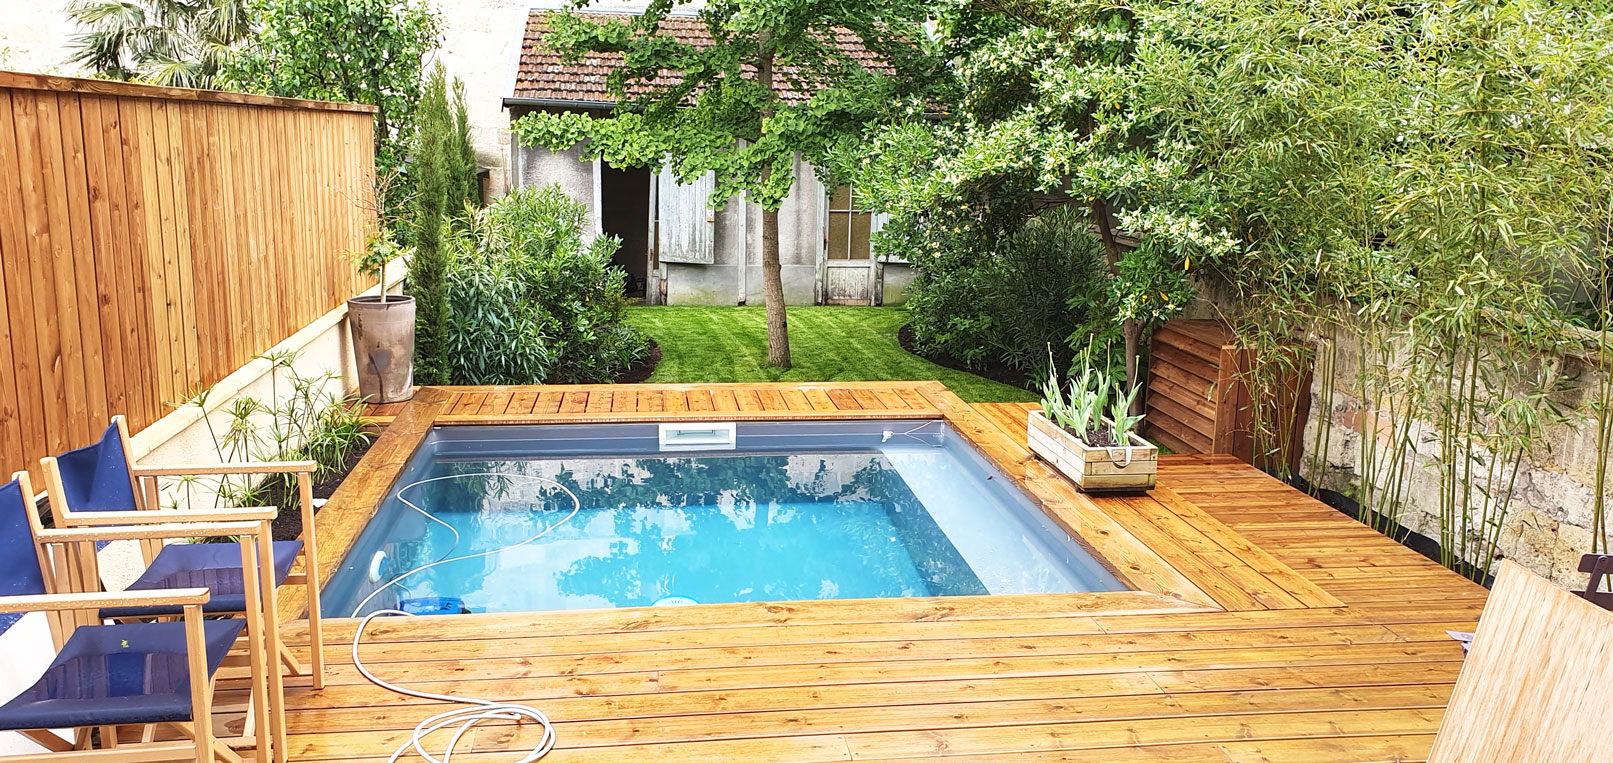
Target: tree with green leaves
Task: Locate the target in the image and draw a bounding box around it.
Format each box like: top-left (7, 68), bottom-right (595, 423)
top-left (408, 63), bottom-right (454, 385)
top-left (66, 0), bottom-right (253, 87)
top-left (451, 79), bottom-right (480, 208)
top-left (849, 0), bottom-right (1230, 400)
top-left (220, 0), bottom-right (438, 194)
top-left (514, 0), bottom-right (942, 368)
top-left (1121, 0), bottom-right (1612, 579)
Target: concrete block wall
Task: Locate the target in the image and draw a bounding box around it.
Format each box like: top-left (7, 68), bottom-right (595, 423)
top-left (1, 2), bottom-right (75, 75)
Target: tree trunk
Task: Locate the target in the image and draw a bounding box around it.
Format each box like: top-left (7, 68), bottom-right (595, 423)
top-left (757, 33), bottom-right (791, 368)
top-left (1092, 198), bottom-right (1143, 412)
top-left (761, 202), bottom-right (791, 367)
top-left (1091, 199), bottom-right (1121, 269)
top-left (368, 71), bottom-right (390, 167)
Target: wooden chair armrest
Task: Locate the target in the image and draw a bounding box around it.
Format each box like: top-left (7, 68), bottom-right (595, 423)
top-left (59, 508), bottom-right (278, 526)
top-left (0, 587), bottom-right (210, 614)
top-left (131, 460), bottom-right (317, 477)
top-left (37, 521), bottom-right (263, 544)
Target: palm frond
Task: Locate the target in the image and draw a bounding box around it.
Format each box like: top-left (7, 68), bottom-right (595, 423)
top-left (66, 0), bottom-right (254, 88)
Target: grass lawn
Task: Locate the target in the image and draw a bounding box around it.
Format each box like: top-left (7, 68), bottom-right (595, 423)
top-left (623, 305), bottom-right (1037, 403)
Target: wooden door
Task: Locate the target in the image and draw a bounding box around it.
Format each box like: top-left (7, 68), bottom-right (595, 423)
top-left (656, 167), bottom-right (715, 264)
top-left (822, 186), bottom-right (884, 305)
top-left (824, 262), bottom-right (872, 304)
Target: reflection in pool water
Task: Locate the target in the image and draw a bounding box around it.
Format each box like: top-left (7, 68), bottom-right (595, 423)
top-left (322, 423), bottom-right (1124, 615)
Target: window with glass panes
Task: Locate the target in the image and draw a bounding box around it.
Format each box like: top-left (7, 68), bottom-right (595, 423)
top-left (826, 186), bottom-right (872, 260)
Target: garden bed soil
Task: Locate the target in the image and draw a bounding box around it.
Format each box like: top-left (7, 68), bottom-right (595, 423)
top-left (614, 338), bottom-right (661, 384)
top-left (261, 433), bottom-right (378, 542)
top-left (897, 323), bottom-right (1034, 392)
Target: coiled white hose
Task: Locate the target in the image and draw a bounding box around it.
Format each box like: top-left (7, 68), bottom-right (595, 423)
top-left (349, 472), bottom-right (583, 763)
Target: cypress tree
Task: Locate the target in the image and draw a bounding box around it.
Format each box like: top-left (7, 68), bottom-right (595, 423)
top-left (451, 78), bottom-right (480, 208)
top-left (409, 64), bottom-right (452, 385)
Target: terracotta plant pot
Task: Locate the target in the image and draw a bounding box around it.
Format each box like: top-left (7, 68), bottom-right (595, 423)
top-left (347, 295), bottom-right (415, 403)
top-left (1027, 409), bottom-right (1157, 494)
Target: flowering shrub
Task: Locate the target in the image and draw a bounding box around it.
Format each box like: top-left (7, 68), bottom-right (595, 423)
top-left (443, 185), bottom-right (647, 384)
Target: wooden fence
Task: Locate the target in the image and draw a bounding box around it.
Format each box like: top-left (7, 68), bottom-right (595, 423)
top-left (0, 72), bottom-right (377, 481)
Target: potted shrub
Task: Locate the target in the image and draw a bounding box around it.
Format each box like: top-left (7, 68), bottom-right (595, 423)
top-left (1028, 362), bottom-right (1157, 493)
top-left (346, 232), bottom-right (415, 403)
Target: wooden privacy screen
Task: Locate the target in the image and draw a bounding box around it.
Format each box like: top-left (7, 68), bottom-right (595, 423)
top-left (0, 71), bottom-right (377, 481)
top-left (1144, 319), bottom-right (1313, 473)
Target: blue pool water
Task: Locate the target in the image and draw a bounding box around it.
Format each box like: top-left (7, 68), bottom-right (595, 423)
top-left (322, 421), bottom-right (1125, 616)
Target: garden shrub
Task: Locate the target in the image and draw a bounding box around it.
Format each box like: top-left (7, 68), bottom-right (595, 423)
top-left (898, 205), bottom-right (1109, 380)
top-left (443, 185), bottom-right (647, 385)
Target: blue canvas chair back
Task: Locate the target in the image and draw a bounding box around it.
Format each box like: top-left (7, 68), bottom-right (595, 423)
top-left (55, 421), bottom-right (139, 514)
top-left (0, 478), bottom-right (47, 598)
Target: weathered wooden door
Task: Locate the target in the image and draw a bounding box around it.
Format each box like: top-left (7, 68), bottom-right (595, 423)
top-left (824, 262), bottom-right (872, 305)
top-left (822, 184), bottom-right (886, 305)
top-left (656, 167), bottom-right (716, 264)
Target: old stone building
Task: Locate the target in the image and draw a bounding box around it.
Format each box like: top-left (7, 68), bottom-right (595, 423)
top-left (504, 9), bottom-right (914, 306)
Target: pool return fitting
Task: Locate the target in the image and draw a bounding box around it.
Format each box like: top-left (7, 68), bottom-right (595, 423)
top-left (349, 473), bottom-right (583, 763)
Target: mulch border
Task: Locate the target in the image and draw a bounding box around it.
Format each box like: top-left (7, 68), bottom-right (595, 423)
top-left (897, 323), bottom-right (1034, 392)
top-left (613, 338), bottom-right (662, 384)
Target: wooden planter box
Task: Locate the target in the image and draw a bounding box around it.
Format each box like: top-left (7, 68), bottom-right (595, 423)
top-left (1027, 410), bottom-right (1158, 494)
top-left (1145, 319), bottom-right (1313, 474)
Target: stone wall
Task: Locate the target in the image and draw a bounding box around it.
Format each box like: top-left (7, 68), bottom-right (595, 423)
top-left (1300, 332), bottom-right (1604, 587)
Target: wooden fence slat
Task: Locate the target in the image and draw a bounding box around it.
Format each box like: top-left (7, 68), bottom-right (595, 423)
top-left (140, 98), bottom-right (180, 410)
top-left (189, 103), bottom-right (223, 382)
top-left (104, 96), bottom-right (150, 423)
top-left (161, 99), bottom-right (200, 396)
top-left (0, 92), bottom-right (35, 476)
top-left (215, 104), bottom-right (243, 367)
top-left (17, 91), bottom-right (75, 453)
top-left (243, 105), bottom-right (267, 353)
top-left (54, 93), bottom-right (108, 439)
top-left (80, 95), bottom-right (128, 422)
top-left (9, 91), bottom-right (55, 462)
top-left (0, 80), bottom-right (374, 481)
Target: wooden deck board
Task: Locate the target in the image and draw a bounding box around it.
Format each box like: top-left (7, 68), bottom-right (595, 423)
top-left (282, 385), bottom-right (1487, 762)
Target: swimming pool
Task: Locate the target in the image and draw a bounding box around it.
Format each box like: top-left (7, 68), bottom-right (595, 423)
top-left (321, 420), bottom-right (1126, 616)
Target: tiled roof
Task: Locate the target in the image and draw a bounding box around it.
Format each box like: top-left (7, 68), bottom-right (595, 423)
top-left (510, 11), bottom-right (892, 107)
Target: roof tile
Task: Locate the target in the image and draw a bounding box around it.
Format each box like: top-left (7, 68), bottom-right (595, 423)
top-left (511, 11), bottom-right (890, 107)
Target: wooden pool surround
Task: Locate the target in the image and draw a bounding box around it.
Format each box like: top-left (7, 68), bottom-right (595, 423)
top-left (269, 382), bottom-right (1488, 762)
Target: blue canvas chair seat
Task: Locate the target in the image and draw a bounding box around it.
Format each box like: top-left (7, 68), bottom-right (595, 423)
top-left (101, 540), bottom-right (304, 618)
top-left (0, 619), bottom-right (244, 730)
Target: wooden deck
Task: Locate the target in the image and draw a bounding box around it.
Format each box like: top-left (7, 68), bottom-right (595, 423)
top-left (278, 384), bottom-right (1488, 762)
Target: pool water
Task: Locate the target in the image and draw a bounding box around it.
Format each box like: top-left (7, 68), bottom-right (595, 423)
top-left (322, 421), bottom-right (1125, 616)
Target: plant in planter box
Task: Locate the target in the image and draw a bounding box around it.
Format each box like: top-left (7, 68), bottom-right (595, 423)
top-left (346, 230), bottom-right (417, 403)
top-left (1030, 361), bottom-right (1157, 493)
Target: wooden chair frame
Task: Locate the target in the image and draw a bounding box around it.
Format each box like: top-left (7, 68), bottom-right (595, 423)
top-left (36, 418), bottom-right (319, 763)
top-left (3, 473), bottom-right (274, 763)
top-left (40, 414), bottom-right (326, 700)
